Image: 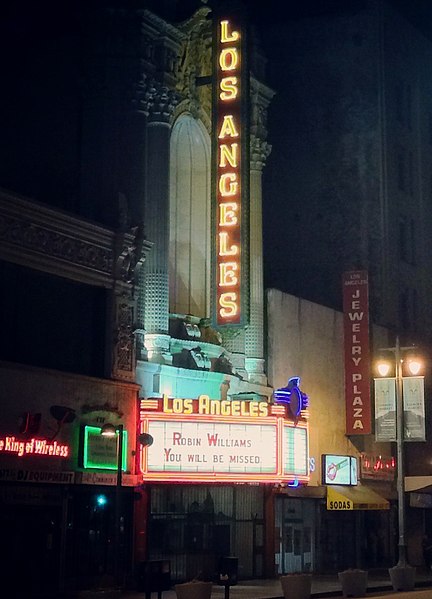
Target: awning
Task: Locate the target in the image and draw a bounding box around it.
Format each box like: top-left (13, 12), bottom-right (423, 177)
top-left (275, 485), bottom-right (326, 499)
top-left (327, 485), bottom-right (389, 511)
top-left (405, 476), bottom-right (432, 493)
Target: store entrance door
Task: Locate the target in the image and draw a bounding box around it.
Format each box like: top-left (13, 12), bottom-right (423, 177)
top-left (275, 497), bottom-right (315, 574)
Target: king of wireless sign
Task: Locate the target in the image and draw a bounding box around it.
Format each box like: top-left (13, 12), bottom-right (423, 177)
top-left (212, 14), bottom-right (250, 327)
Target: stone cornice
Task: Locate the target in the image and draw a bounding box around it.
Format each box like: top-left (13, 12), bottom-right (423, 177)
top-left (250, 76), bottom-right (276, 141)
top-left (0, 189), bottom-right (150, 288)
top-left (139, 9), bottom-right (185, 45)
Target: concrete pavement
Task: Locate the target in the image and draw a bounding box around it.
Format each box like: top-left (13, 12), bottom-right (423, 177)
top-left (107, 568), bottom-right (432, 599)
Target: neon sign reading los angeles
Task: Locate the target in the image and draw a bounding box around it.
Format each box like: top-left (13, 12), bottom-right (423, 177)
top-left (213, 16), bottom-right (248, 326)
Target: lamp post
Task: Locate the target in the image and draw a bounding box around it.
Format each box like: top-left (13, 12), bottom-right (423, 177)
top-left (101, 422), bottom-right (124, 584)
top-left (374, 336), bottom-right (424, 568)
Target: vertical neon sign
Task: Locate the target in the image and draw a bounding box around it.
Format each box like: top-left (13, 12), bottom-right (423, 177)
top-left (213, 14), bottom-right (249, 327)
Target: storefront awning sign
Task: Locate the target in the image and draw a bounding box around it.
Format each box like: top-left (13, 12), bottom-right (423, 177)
top-left (327, 485), bottom-right (389, 511)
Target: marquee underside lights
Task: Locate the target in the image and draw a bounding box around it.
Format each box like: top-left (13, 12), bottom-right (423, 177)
top-left (213, 16), bottom-right (249, 327)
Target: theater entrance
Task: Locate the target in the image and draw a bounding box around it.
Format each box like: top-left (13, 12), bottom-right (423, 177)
top-left (275, 497), bottom-right (316, 574)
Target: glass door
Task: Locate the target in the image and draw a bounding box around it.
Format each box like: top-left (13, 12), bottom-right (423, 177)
top-left (275, 497), bottom-right (316, 574)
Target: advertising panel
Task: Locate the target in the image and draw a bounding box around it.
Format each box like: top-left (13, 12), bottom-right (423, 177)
top-left (360, 453), bottom-right (395, 481)
top-left (147, 420), bottom-right (277, 475)
top-left (374, 376), bottom-right (425, 442)
top-left (342, 270), bottom-right (371, 434)
top-left (403, 376), bottom-right (425, 441)
top-left (374, 377), bottom-right (397, 441)
top-left (82, 425), bottom-right (127, 471)
top-left (283, 426), bottom-right (308, 476)
top-left (322, 454), bottom-right (358, 485)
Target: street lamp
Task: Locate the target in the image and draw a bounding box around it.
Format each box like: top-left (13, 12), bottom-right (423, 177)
top-left (374, 336), bottom-right (424, 568)
top-left (101, 423), bottom-right (124, 583)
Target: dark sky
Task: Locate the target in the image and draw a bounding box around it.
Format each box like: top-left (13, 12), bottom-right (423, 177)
top-left (245, 0), bottom-right (432, 52)
top-left (246, 0), bottom-right (432, 31)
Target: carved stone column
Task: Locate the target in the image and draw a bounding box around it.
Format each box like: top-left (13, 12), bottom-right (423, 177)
top-left (245, 79), bottom-right (275, 385)
top-left (221, 329), bottom-right (247, 380)
top-left (143, 84), bottom-right (178, 363)
top-left (111, 226), bottom-right (151, 381)
top-left (133, 73), bottom-right (155, 359)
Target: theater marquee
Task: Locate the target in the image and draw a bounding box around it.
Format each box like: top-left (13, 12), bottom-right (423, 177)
top-left (139, 396), bottom-right (309, 484)
top-left (212, 14), bottom-right (249, 327)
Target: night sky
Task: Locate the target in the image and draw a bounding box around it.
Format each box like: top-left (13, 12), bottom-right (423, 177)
top-left (1, 0), bottom-right (431, 300)
top-left (247, 0), bottom-right (432, 35)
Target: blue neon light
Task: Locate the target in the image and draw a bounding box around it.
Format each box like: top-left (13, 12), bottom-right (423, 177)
top-left (273, 376), bottom-right (309, 413)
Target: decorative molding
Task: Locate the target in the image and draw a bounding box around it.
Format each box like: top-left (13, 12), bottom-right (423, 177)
top-left (132, 71), bottom-right (157, 116)
top-left (250, 77), bottom-right (276, 141)
top-left (145, 333), bottom-right (172, 364)
top-left (115, 224), bottom-right (151, 288)
top-left (147, 84), bottom-right (180, 124)
top-left (176, 7), bottom-right (212, 131)
top-left (112, 296), bottom-right (136, 380)
top-left (0, 189), bottom-right (115, 287)
top-left (250, 135), bottom-right (272, 171)
top-left (139, 10), bottom-right (184, 88)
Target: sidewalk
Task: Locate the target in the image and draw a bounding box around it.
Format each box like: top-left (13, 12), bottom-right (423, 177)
top-left (112, 568), bottom-right (432, 599)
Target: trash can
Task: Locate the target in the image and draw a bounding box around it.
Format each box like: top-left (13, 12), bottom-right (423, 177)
top-left (218, 556), bottom-right (238, 587)
top-left (136, 559), bottom-right (171, 598)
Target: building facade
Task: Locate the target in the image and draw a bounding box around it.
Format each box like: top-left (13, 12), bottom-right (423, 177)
top-left (266, 288), bottom-right (403, 573)
top-left (0, 190), bottom-right (147, 595)
top-left (2, 1), bottom-right (430, 594)
top-left (0, 0), bottom-right (281, 592)
top-left (263, 0), bottom-right (432, 344)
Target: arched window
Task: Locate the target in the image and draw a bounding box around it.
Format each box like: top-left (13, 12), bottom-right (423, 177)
top-left (169, 114), bottom-right (211, 318)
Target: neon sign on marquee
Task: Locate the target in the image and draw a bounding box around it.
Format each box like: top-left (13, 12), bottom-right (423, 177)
top-left (139, 396), bottom-right (309, 484)
top-left (213, 16), bottom-right (248, 327)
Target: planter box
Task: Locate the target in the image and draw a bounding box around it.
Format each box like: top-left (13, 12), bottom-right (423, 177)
top-left (174, 581), bottom-right (212, 599)
top-left (280, 574), bottom-right (312, 599)
top-left (389, 565), bottom-right (415, 591)
top-left (338, 569), bottom-right (368, 598)
top-left (77, 592), bottom-right (121, 599)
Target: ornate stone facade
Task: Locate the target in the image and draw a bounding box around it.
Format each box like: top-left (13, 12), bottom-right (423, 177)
top-left (0, 189), bottom-right (151, 382)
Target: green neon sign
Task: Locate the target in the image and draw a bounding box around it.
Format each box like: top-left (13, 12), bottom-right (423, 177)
top-left (83, 425), bottom-right (127, 471)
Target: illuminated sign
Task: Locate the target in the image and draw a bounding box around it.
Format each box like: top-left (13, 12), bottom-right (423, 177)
top-left (212, 15), bottom-right (249, 327)
top-left (82, 425), bottom-right (127, 471)
top-left (139, 397), bottom-right (309, 483)
top-left (0, 436), bottom-right (69, 458)
top-left (342, 270), bottom-right (371, 434)
top-left (283, 427), bottom-right (308, 476)
top-left (147, 420), bottom-right (277, 474)
top-left (360, 453), bottom-right (395, 481)
top-left (273, 377), bottom-right (309, 420)
top-left (160, 394), bottom-right (268, 417)
top-left (322, 454), bottom-right (358, 486)
top-left (79, 472), bottom-right (138, 486)
top-left (0, 469), bottom-right (75, 484)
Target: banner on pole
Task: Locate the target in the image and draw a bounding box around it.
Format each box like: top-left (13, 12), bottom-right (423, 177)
top-left (374, 378), bottom-right (396, 442)
top-left (403, 376), bottom-right (425, 441)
